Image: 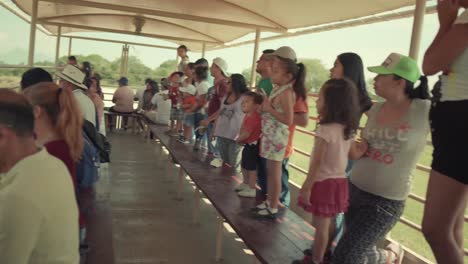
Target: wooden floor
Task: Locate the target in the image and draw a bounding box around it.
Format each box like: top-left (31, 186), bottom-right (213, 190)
top-left (87, 131), bottom-right (254, 264)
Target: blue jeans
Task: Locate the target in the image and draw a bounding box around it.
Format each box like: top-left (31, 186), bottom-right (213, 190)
top-left (257, 157), bottom-right (290, 207)
top-left (194, 112), bottom-right (207, 145)
top-left (206, 123), bottom-right (219, 156)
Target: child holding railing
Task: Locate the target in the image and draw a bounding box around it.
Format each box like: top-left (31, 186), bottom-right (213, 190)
top-left (296, 78), bottom-right (360, 264)
top-left (252, 46), bottom-right (307, 219)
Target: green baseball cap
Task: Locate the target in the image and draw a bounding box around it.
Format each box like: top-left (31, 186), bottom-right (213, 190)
top-left (368, 53), bottom-right (421, 83)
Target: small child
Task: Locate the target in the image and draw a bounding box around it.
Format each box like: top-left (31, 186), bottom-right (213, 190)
top-left (178, 84), bottom-right (198, 144)
top-left (235, 91), bottom-right (263, 198)
top-left (167, 72), bottom-right (184, 137)
top-left (297, 78), bottom-right (360, 264)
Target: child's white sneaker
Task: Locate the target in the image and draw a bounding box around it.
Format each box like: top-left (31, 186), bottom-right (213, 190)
top-left (234, 183), bottom-right (249, 192)
top-left (210, 158), bottom-right (223, 168)
top-left (238, 188), bottom-right (256, 198)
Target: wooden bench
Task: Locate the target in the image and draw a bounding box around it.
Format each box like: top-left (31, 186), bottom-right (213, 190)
top-left (104, 111), bottom-right (141, 133)
top-left (148, 124), bottom-right (316, 264)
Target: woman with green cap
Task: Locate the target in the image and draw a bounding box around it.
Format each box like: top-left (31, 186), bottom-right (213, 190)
top-left (332, 53), bottom-right (430, 264)
top-left (422, 1), bottom-right (468, 263)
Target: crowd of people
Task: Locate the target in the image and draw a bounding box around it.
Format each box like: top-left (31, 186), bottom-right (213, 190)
top-left (0, 2), bottom-right (466, 263)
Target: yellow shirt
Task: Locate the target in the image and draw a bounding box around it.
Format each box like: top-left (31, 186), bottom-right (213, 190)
top-left (0, 149), bottom-right (79, 264)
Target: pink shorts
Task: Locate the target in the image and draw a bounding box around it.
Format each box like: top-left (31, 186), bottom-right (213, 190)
top-left (298, 178), bottom-right (349, 217)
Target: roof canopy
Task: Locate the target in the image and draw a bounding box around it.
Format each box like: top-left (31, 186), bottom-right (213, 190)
top-left (13, 0), bottom-right (417, 51)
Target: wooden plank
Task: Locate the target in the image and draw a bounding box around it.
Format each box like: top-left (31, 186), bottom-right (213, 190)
top-left (149, 125), bottom-right (311, 264)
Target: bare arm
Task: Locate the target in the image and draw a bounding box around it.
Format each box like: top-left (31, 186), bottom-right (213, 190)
top-left (302, 137), bottom-right (327, 189)
top-left (349, 140), bottom-right (368, 160)
top-left (236, 128), bottom-right (251, 143)
top-left (263, 89), bottom-right (294, 126)
top-left (294, 112), bottom-right (309, 127)
top-left (423, 1), bottom-right (468, 75)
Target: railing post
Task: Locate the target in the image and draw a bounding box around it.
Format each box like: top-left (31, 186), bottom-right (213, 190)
top-left (215, 215), bottom-right (224, 262)
top-left (250, 29), bottom-right (261, 88)
top-left (28, 0), bottom-right (39, 67)
top-left (193, 187), bottom-right (200, 225)
top-left (409, 0), bottom-right (427, 60)
top-left (55, 25), bottom-right (62, 67)
top-left (176, 167), bottom-right (185, 201)
top-left (201, 42), bottom-right (206, 59)
top-left (68, 37), bottom-right (73, 57)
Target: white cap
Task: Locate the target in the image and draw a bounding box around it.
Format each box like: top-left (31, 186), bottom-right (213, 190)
top-left (270, 46), bottom-right (297, 62)
top-left (56, 64), bottom-right (87, 89)
top-left (212, 57), bottom-right (229, 77)
top-left (179, 84), bottom-right (197, 95)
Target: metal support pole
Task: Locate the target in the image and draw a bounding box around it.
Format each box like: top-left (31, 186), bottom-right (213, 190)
top-left (55, 26), bottom-right (62, 67)
top-left (124, 44), bottom-right (130, 76)
top-left (175, 50), bottom-right (179, 71)
top-left (120, 45), bottom-right (125, 76)
top-left (409, 0), bottom-right (427, 60)
top-left (215, 215), bottom-right (224, 262)
top-left (193, 187), bottom-right (200, 224)
top-left (68, 37), bottom-right (73, 57)
top-left (250, 29), bottom-right (261, 88)
top-left (28, 0), bottom-right (39, 66)
top-left (201, 42), bottom-right (206, 58)
top-left (176, 167), bottom-right (185, 200)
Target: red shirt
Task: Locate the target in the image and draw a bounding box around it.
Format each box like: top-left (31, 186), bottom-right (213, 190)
top-left (168, 86), bottom-right (179, 107)
top-left (183, 96), bottom-right (197, 113)
top-left (207, 78), bottom-right (228, 116)
top-left (44, 140), bottom-right (84, 227)
top-left (284, 97), bottom-right (309, 158)
top-left (241, 111), bottom-right (262, 144)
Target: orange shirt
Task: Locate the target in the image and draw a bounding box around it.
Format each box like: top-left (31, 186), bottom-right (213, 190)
top-left (284, 97), bottom-right (309, 158)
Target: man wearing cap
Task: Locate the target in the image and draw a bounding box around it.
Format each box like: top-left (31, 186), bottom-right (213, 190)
top-left (203, 57), bottom-right (229, 156)
top-left (0, 89), bottom-right (79, 264)
top-left (255, 47), bottom-right (309, 207)
top-left (109, 77), bottom-right (135, 130)
top-left (58, 64), bottom-right (97, 127)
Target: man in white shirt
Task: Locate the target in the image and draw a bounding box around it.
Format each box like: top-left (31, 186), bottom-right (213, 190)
top-left (57, 64), bottom-right (96, 127)
top-left (0, 89), bottom-right (79, 264)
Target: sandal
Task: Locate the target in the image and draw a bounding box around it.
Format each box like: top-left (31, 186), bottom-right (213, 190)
top-left (386, 243), bottom-right (404, 264)
top-left (250, 201), bottom-right (268, 212)
top-left (252, 206), bottom-right (278, 220)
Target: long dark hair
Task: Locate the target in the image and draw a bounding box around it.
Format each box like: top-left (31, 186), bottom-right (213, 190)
top-left (337, 53), bottom-right (372, 113)
top-left (195, 66), bottom-right (208, 81)
top-left (276, 56), bottom-right (307, 101)
top-left (90, 76), bottom-right (103, 98)
top-left (230, 74), bottom-right (249, 98)
top-left (393, 75), bottom-right (430, 100)
top-left (319, 78), bottom-right (360, 140)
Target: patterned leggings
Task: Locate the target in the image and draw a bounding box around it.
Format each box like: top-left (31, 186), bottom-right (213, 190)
top-left (332, 183), bottom-right (405, 264)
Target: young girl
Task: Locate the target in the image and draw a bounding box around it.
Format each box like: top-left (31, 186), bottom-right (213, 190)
top-left (235, 91), bottom-right (263, 198)
top-left (168, 72), bottom-right (184, 136)
top-left (179, 63), bottom-right (196, 141)
top-left (23, 81), bottom-right (85, 246)
top-left (253, 46), bottom-right (306, 219)
top-left (296, 79), bottom-right (360, 264)
top-left (201, 74), bottom-right (248, 170)
top-left (179, 84), bottom-right (198, 144)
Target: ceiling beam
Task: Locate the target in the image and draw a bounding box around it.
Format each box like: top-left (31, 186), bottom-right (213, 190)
top-left (39, 13), bottom-right (225, 43)
top-left (57, 35), bottom-right (178, 50)
top-left (39, 0), bottom-right (285, 32)
top-left (38, 20), bottom-right (222, 44)
top-left (211, 6), bottom-right (437, 51)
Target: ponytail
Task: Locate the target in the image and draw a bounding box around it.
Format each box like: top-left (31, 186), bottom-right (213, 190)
top-left (57, 87), bottom-right (84, 162)
top-left (404, 76), bottom-right (431, 100)
top-left (24, 82), bottom-right (84, 162)
top-left (293, 63), bottom-right (307, 101)
top-left (277, 56), bottom-right (307, 101)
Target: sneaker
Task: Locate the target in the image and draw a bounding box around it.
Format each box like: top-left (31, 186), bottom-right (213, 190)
top-left (177, 137), bottom-right (190, 144)
top-left (250, 200), bottom-right (268, 212)
top-left (210, 158), bottom-right (223, 168)
top-left (235, 183), bottom-right (249, 192)
top-left (238, 188), bottom-right (256, 198)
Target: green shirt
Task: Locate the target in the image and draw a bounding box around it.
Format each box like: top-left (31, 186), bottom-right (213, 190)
top-left (258, 78), bottom-right (273, 96)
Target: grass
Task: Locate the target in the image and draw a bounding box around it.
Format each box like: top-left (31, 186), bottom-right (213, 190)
top-left (0, 76), bottom-right (21, 90)
top-left (289, 97), bottom-right (467, 263)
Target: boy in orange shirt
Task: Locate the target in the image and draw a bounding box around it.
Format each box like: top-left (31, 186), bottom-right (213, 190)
top-left (178, 84), bottom-right (198, 144)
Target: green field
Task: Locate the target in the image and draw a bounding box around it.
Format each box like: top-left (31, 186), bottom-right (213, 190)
top-left (289, 97), bottom-right (467, 263)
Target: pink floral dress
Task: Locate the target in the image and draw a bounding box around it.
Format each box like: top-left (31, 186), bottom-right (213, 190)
top-left (260, 83), bottom-right (293, 161)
